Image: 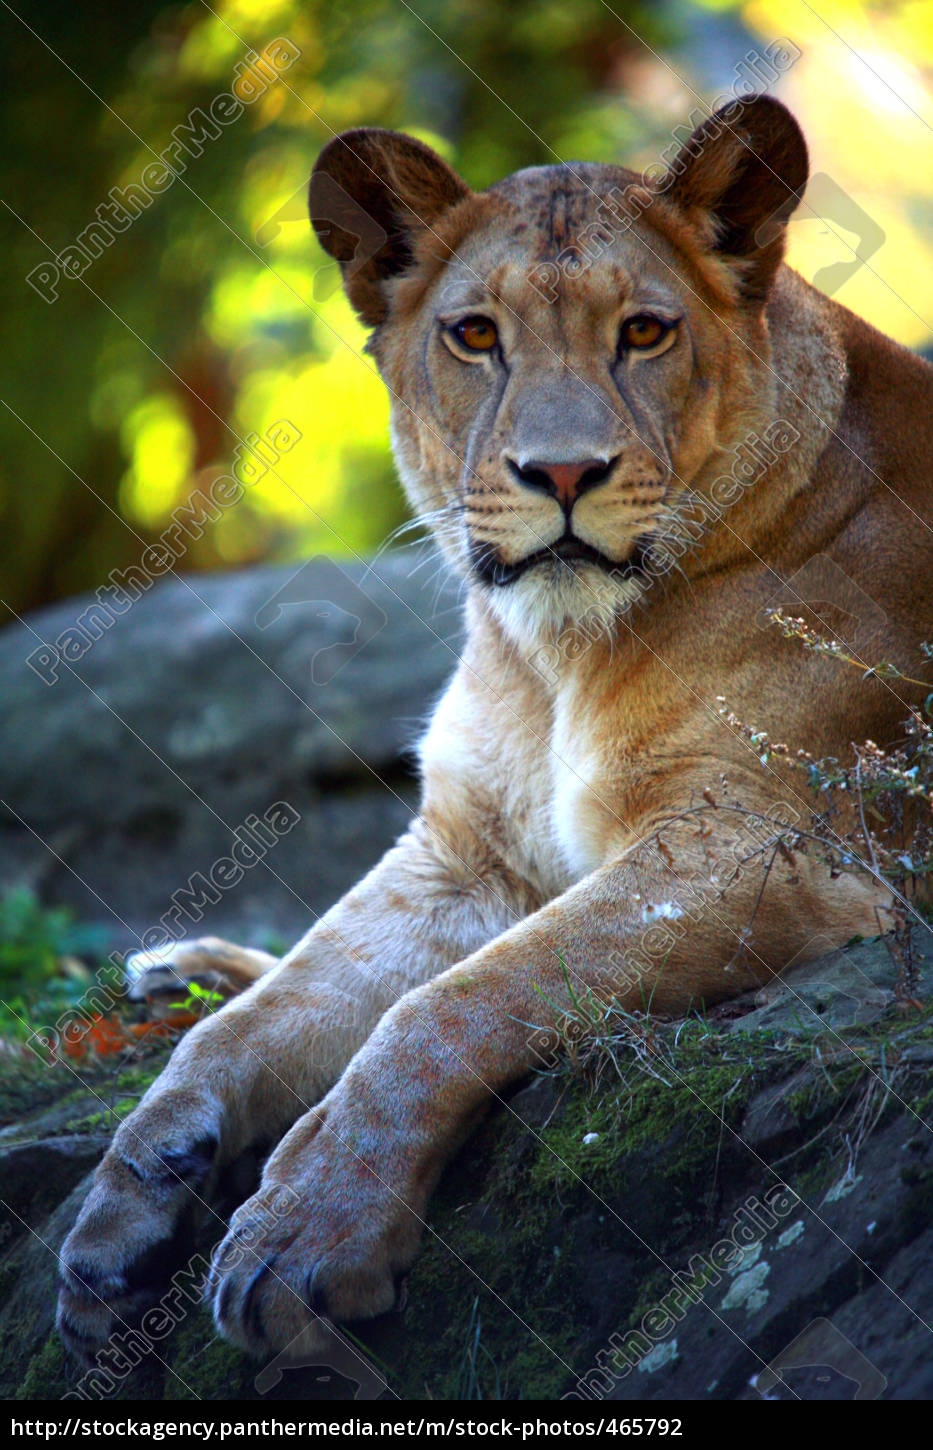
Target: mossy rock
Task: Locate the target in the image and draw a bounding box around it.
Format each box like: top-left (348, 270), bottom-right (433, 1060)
top-left (3, 939), bottom-right (933, 1400)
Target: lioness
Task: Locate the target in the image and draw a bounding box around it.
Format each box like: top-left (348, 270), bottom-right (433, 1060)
top-left (58, 95), bottom-right (932, 1362)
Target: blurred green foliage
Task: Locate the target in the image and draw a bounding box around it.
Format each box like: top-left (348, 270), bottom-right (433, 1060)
top-left (0, 0), bottom-right (673, 613)
top-left (1, 0), bottom-right (930, 615)
top-left (0, 889), bottom-right (110, 1040)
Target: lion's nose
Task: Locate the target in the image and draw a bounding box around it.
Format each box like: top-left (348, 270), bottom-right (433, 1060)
top-left (507, 456), bottom-right (617, 512)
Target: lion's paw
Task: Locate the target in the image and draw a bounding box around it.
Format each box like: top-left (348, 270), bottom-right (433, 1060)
top-left (124, 938), bottom-right (275, 1002)
top-left (209, 1114), bottom-right (423, 1355)
top-left (56, 1089), bottom-right (223, 1361)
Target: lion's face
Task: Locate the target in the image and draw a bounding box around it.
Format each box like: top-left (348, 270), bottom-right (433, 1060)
top-left (382, 168), bottom-right (720, 640)
top-left (311, 99), bottom-right (808, 643)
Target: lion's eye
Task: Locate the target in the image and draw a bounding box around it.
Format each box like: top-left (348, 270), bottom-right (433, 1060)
top-left (620, 315), bottom-right (670, 351)
top-left (451, 316), bottom-right (499, 352)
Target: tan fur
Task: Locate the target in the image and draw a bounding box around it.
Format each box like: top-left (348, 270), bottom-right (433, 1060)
top-left (59, 97), bottom-right (932, 1362)
top-left (124, 938), bottom-right (276, 1000)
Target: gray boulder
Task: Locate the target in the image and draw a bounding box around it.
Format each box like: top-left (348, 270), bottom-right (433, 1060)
top-left (1, 937), bottom-right (931, 1400)
top-left (0, 550), bottom-right (461, 952)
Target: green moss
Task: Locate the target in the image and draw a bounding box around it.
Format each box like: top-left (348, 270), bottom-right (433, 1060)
top-left (531, 1041), bottom-right (765, 1202)
top-left (625, 1267), bottom-right (674, 1327)
top-left (17, 1333), bottom-right (72, 1401)
top-left (5, 950), bottom-right (932, 1402)
top-left (395, 1135), bottom-right (580, 1400)
top-left (787, 1060), bottom-right (867, 1121)
top-left (398, 1227), bottom-right (578, 1399)
top-left (70, 1096), bottom-right (144, 1132)
top-left (390, 996), bottom-right (933, 1399)
top-left (0, 1049), bottom-right (169, 1137)
top-left (166, 1307), bottom-right (253, 1399)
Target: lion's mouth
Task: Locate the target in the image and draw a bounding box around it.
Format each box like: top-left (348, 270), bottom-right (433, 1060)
top-left (471, 531), bottom-right (646, 588)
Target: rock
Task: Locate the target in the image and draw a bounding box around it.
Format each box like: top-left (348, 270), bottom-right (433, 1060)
top-left (1, 936), bottom-right (931, 1401)
top-left (0, 551), bottom-right (461, 951)
top-left (720, 937), bottom-right (899, 1035)
top-left (3, 554), bottom-right (932, 1399)
top-left (0, 1134), bottom-right (112, 1231)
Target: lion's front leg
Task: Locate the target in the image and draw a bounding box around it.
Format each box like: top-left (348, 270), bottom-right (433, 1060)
top-left (56, 823), bottom-right (522, 1359)
top-left (208, 1080), bottom-right (438, 1357)
top-left (209, 823), bottom-right (883, 1353)
top-left (55, 973), bottom-right (359, 1359)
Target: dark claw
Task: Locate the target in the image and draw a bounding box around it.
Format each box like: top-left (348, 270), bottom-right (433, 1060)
top-left (123, 1214), bottom-right (198, 1294)
top-left (123, 1134), bottom-right (218, 1189)
top-left (241, 1255), bottom-right (275, 1342)
top-left (304, 1263), bottom-right (328, 1317)
top-left (162, 1143), bottom-right (218, 1185)
top-left (158, 1134), bottom-right (219, 1187)
top-left (59, 1263), bottom-right (115, 1302)
top-left (57, 1314), bottom-right (111, 1366)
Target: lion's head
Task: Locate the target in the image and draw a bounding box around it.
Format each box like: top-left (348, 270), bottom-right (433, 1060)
top-left (310, 95), bottom-right (808, 644)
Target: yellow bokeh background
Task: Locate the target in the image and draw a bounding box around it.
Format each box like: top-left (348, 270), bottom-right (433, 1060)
top-left (3, 0), bottom-right (931, 610)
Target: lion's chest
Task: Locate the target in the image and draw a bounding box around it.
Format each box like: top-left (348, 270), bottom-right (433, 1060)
top-left (548, 720), bottom-right (627, 880)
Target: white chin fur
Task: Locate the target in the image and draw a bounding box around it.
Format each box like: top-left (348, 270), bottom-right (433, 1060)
top-left (483, 558), bottom-right (647, 650)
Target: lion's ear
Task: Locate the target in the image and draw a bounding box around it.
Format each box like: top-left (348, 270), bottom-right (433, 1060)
top-left (309, 129), bottom-right (471, 326)
top-left (662, 94), bottom-right (808, 302)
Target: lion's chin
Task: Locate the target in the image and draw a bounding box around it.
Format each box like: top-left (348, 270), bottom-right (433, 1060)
top-left (482, 553), bottom-right (647, 654)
